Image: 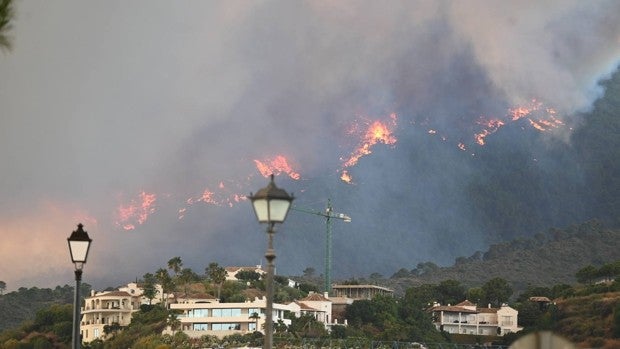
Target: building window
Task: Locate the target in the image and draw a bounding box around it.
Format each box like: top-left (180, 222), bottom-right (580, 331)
top-left (212, 323), bottom-right (241, 330)
top-left (193, 323), bottom-right (208, 330)
top-left (212, 308), bottom-right (242, 317)
top-left (93, 328), bottom-right (100, 339)
top-left (189, 309), bottom-right (208, 317)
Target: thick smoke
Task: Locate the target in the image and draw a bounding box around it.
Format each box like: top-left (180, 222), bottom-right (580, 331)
top-left (0, 1), bottom-right (619, 291)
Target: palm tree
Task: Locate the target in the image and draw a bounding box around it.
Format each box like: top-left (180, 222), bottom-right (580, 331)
top-left (206, 262), bottom-right (227, 300)
top-left (167, 257), bottom-right (183, 277)
top-left (249, 312), bottom-right (261, 333)
top-left (0, 0), bottom-right (14, 51)
top-left (155, 268), bottom-right (174, 307)
top-left (178, 268), bottom-right (198, 296)
top-left (167, 311), bottom-right (181, 335)
top-left (141, 273), bottom-right (158, 305)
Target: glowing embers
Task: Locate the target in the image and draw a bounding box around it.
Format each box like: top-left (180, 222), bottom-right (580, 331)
top-left (179, 181), bottom-right (246, 218)
top-left (178, 155), bottom-right (301, 218)
top-left (474, 99), bottom-right (563, 145)
top-left (254, 155), bottom-right (301, 180)
top-left (339, 113), bottom-right (398, 183)
top-left (115, 191), bottom-right (157, 230)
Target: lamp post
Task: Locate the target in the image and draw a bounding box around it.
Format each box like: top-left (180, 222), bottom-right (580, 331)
top-left (249, 174), bottom-right (294, 349)
top-left (67, 223), bottom-right (92, 349)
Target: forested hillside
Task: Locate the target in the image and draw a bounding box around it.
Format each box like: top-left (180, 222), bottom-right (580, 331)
top-left (466, 68), bottom-right (620, 242)
top-left (0, 284), bottom-right (90, 332)
top-left (388, 221), bottom-right (620, 295)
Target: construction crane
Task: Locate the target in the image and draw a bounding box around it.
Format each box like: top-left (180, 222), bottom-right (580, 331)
top-left (291, 199), bottom-right (351, 294)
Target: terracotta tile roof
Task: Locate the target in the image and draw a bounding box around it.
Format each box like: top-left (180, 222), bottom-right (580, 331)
top-left (97, 291), bottom-right (133, 297)
top-left (300, 293), bottom-right (331, 302)
top-left (429, 305), bottom-right (478, 313)
top-left (295, 301), bottom-right (318, 311)
top-left (455, 300), bottom-right (476, 307)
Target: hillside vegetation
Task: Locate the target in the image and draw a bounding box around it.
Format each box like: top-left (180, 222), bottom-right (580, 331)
top-left (554, 291), bottom-right (620, 348)
top-left (387, 221), bottom-right (620, 295)
top-left (464, 67), bottom-right (620, 242)
top-left (0, 285), bottom-right (89, 333)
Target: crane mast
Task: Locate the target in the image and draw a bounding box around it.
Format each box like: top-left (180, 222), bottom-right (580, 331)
top-left (292, 199), bottom-right (351, 294)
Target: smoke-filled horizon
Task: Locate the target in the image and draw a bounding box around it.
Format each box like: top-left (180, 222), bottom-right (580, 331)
top-left (1, 1), bottom-right (619, 292)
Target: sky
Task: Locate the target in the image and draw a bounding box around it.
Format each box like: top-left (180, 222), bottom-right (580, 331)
top-left (1, 1), bottom-right (619, 292)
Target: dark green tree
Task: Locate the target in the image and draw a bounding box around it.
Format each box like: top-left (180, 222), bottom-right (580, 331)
top-left (235, 270), bottom-right (261, 282)
top-left (482, 277), bottom-right (513, 307)
top-left (178, 268), bottom-right (198, 296)
top-left (516, 285), bottom-right (551, 303)
top-left (26, 303), bottom-right (73, 343)
top-left (167, 257), bottom-right (183, 278)
top-left (435, 279), bottom-right (466, 306)
top-left (467, 287), bottom-right (486, 306)
top-left (391, 268), bottom-right (411, 278)
top-left (288, 313), bottom-right (327, 338)
top-left (400, 286), bottom-right (445, 342)
top-left (249, 311), bottom-right (260, 332)
top-left (155, 268), bottom-right (174, 306)
top-left (598, 260), bottom-right (620, 281)
top-left (206, 262), bottom-right (227, 299)
top-left (345, 299), bottom-right (376, 327)
top-left (405, 284), bottom-right (436, 306)
top-left (576, 265), bottom-right (598, 284)
top-left (103, 322), bottom-right (123, 337)
top-left (141, 273), bottom-right (158, 304)
top-left (516, 300), bottom-right (543, 327)
top-left (302, 267), bottom-right (316, 278)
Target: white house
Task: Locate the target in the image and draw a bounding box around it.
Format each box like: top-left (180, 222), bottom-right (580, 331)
top-left (80, 282), bottom-right (165, 343)
top-left (163, 295), bottom-right (298, 339)
top-left (428, 300), bottom-right (522, 336)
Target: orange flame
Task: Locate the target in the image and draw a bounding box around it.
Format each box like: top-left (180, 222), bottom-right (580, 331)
top-left (177, 155), bottom-right (300, 219)
top-left (254, 155), bottom-right (301, 180)
top-left (179, 181), bottom-right (248, 217)
top-left (116, 191), bottom-right (157, 230)
top-left (340, 170), bottom-right (353, 184)
top-left (339, 113), bottom-right (398, 183)
top-left (474, 100), bottom-right (563, 145)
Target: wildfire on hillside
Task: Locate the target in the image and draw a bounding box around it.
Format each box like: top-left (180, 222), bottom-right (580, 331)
top-left (339, 113), bottom-right (398, 184)
top-left (474, 100), bottom-right (563, 146)
top-left (115, 191), bottom-right (157, 230)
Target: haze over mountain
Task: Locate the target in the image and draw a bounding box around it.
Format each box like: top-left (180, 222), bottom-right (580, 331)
top-left (1, 1), bottom-right (619, 292)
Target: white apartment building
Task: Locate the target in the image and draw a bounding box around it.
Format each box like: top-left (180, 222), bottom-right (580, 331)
top-left (163, 295), bottom-right (298, 339)
top-left (163, 291), bottom-right (345, 339)
top-left (80, 282), bottom-right (164, 343)
top-left (428, 300), bottom-right (522, 336)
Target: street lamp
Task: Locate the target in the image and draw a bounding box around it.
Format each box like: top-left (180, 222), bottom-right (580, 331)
top-left (249, 174), bottom-right (294, 349)
top-left (67, 223), bottom-right (92, 349)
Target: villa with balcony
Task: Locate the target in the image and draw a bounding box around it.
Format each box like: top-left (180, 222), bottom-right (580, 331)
top-left (80, 282), bottom-right (164, 343)
top-left (163, 294), bottom-right (298, 339)
top-left (428, 300), bottom-right (522, 336)
top-left (162, 290), bottom-right (346, 338)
